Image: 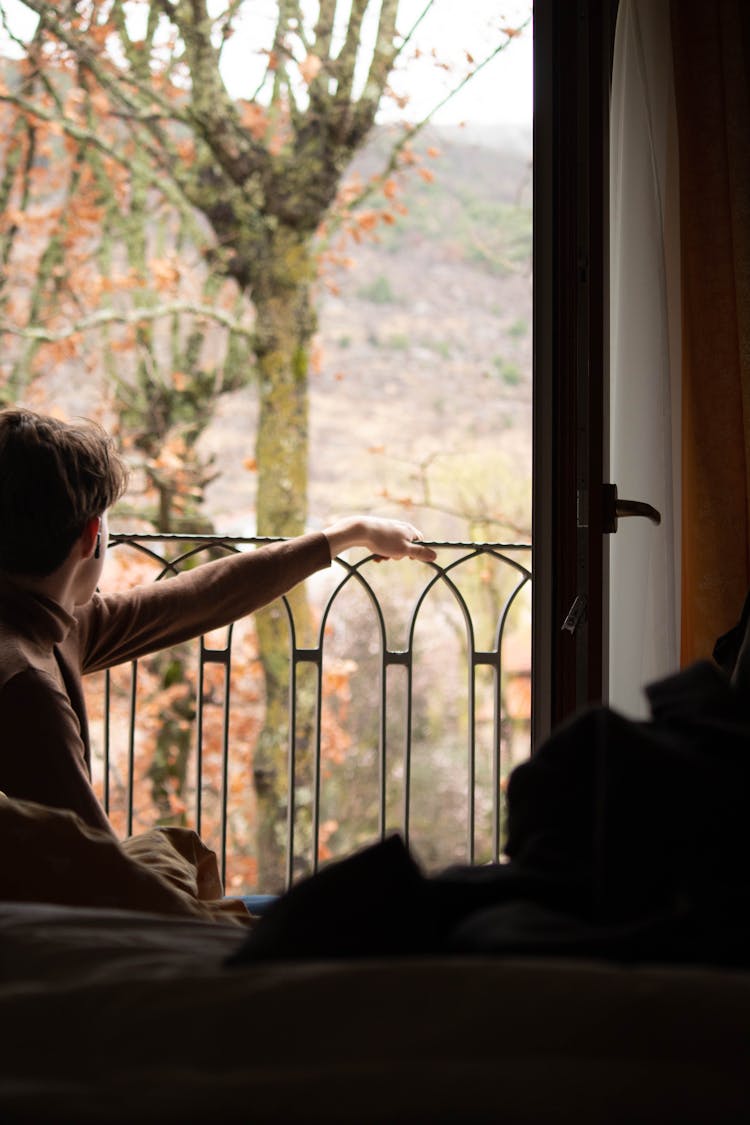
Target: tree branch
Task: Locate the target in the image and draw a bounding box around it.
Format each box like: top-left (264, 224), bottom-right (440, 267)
top-left (164, 0), bottom-right (271, 184)
top-left (393, 1), bottom-right (435, 60)
top-left (0, 301), bottom-right (254, 342)
top-left (326, 20), bottom-right (531, 228)
top-left (348, 0), bottom-right (398, 144)
top-left (20, 0), bottom-right (191, 126)
top-left (332, 0), bottom-right (368, 108)
top-left (0, 83), bottom-right (207, 234)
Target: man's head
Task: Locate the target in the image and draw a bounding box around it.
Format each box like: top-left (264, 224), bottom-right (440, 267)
top-left (0, 409), bottom-right (128, 577)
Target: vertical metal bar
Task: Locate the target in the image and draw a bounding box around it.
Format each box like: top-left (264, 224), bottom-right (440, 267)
top-left (378, 657), bottom-right (387, 840)
top-left (402, 660), bottom-right (413, 850)
top-left (103, 669), bottom-right (111, 814)
top-left (310, 658), bottom-right (323, 875)
top-left (467, 659), bottom-right (476, 865)
top-left (491, 577), bottom-right (529, 860)
top-left (492, 658), bottom-right (503, 864)
top-left (195, 644), bottom-right (205, 840)
top-left (287, 647), bottom-right (323, 885)
top-left (286, 653), bottom-right (298, 888)
top-left (220, 652), bottom-right (231, 889)
top-left (126, 661), bottom-right (137, 838)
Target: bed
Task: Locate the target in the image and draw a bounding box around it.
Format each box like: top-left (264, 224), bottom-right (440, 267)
top-left (1, 895), bottom-right (749, 1124)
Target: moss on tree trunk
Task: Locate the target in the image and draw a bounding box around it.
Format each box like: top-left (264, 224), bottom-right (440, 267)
top-left (251, 229), bottom-right (317, 890)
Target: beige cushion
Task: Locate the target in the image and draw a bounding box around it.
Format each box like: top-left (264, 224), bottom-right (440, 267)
top-left (0, 793), bottom-right (249, 925)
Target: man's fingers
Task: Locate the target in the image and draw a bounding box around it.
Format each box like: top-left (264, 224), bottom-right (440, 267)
top-left (408, 542), bottom-right (437, 562)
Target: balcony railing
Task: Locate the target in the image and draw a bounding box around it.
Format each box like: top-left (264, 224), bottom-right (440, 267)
top-left (86, 534), bottom-right (532, 894)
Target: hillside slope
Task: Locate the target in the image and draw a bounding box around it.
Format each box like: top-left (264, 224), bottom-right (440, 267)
top-left (200, 123), bottom-right (533, 541)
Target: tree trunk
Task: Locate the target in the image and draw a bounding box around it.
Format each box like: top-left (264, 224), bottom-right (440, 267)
top-left (251, 227), bottom-right (317, 891)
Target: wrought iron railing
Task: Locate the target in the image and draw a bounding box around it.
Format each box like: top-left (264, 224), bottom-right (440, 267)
top-left (86, 535), bottom-right (532, 894)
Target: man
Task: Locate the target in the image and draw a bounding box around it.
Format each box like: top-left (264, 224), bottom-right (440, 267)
top-left (0, 408), bottom-right (436, 835)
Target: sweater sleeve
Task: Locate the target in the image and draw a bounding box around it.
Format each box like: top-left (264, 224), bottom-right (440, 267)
top-left (76, 532), bottom-right (332, 674)
top-left (0, 668), bottom-right (115, 836)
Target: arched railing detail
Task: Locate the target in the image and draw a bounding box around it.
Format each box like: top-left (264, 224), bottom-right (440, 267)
top-left (96, 534), bottom-right (532, 889)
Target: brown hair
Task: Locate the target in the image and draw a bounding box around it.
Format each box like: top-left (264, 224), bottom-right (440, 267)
top-left (0, 409), bottom-right (128, 577)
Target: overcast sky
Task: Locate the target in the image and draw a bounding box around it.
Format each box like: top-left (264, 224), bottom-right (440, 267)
top-left (0, 1), bottom-right (532, 125)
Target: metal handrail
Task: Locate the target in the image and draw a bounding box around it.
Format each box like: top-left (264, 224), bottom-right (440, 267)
top-left (87, 534), bottom-right (532, 893)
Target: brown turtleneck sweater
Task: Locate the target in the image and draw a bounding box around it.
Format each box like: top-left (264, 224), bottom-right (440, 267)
top-left (0, 533), bottom-right (331, 835)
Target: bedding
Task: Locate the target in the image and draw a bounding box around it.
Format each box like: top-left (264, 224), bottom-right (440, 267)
top-left (0, 794), bottom-right (249, 925)
top-left (233, 660), bottom-right (750, 969)
top-left (0, 900), bottom-right (748, 1124)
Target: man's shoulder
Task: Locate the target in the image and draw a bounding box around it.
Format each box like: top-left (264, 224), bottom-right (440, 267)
top-left (0, 664), bottom-right (80, 757)
top-left (0, 604), bottom-right (69, 690)
top-left (0, 658), bottom-right (63, 701)
top-left (0, 625), bottom-right (38, 691)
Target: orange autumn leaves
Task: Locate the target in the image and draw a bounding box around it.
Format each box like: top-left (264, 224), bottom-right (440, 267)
top-left (316, 142), bottom-right (441, 297)
top-left (0, 5), bottom-right (450, 388)
top-left (0, 49), bottom-right (227, 376)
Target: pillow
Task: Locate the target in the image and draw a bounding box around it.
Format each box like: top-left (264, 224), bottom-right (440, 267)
top-left (0, 794), bottom-right (248, 925)
top-left (122, 826), bottom-right (222, 900)
top-left (122, 825), bottom-right (248, 922)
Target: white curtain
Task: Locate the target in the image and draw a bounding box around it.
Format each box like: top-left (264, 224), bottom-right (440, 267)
top-left (608, 0), bottom-right (682, 716)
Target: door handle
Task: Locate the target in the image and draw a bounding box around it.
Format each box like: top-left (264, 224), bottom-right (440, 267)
top-left (602, 483), bottom-right (661, 534)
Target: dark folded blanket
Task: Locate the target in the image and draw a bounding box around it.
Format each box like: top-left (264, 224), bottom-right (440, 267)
top-left (229, 650), bottom-right (750, 968)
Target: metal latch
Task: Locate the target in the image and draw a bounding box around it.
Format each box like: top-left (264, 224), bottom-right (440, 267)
top-left (562, 594), bottom-right (588, 635)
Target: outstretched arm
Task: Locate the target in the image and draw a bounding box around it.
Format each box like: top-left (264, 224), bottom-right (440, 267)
top-left (78, 518), bottom-right (436, 674)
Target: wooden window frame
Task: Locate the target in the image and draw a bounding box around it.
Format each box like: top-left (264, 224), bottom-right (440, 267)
top-left (532, 0), bottom-right (619, 745)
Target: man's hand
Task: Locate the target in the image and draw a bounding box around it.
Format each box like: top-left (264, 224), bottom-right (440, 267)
top-left (323, 516), bottom-right (437, 563)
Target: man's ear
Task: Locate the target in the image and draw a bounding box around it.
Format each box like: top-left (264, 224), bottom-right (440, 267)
top-left (80, 516), bottom-right (101, 560)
